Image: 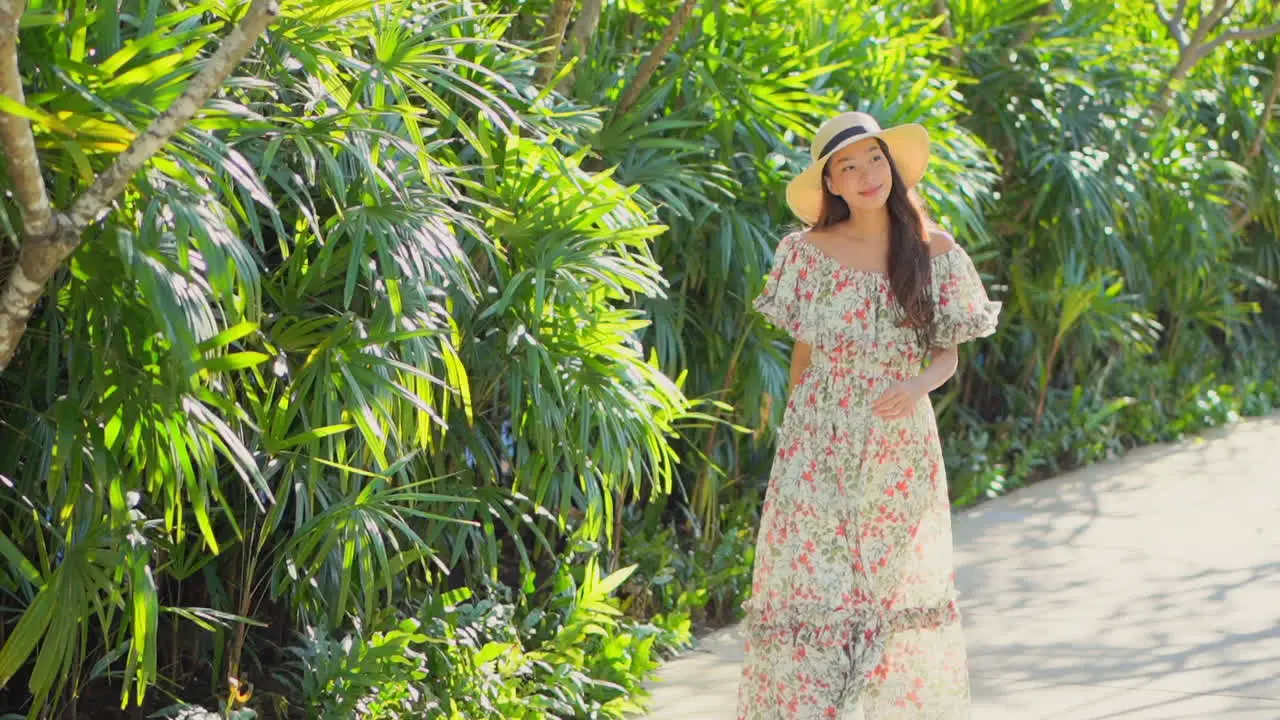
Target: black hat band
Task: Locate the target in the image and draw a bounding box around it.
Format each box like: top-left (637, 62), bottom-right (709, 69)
top-left (819, 125), bottom-right (871, 159)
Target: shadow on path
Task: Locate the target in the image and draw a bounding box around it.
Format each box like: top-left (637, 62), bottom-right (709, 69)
top-left (640, 414), bottom-right (1280, 719)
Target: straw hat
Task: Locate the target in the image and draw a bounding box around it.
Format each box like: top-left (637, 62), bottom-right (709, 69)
top-left (785, 111), bottom-right (931, 225)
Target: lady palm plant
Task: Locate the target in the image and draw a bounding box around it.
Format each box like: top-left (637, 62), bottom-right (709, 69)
top-left (0, 0), bottom-right (696, 715)
top-left (555, 0), bottom-right (999, 539)
top-left (1, 0), bottom-right (1277, 715)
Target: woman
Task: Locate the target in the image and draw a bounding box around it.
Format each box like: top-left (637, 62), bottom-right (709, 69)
top-left (737, 111), bottom-right (1001, 719)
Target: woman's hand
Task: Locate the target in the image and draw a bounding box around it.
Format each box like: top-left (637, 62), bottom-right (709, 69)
top-left (872, 376), bottom-right (928, 420)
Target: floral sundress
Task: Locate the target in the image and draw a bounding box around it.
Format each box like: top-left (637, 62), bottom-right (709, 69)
top-left (737, 230), bottom-right (1001, 719)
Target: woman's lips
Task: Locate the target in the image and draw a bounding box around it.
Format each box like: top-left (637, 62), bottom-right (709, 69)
top-left (858, 185), bottom-right (883, 197)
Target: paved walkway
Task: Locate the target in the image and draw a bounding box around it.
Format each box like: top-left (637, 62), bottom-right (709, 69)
top-left (639, 413), bottom-right (1280, 718)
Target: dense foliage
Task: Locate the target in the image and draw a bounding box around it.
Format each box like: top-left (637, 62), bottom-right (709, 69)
top-left (0, 0), bottom-right (1276, 717)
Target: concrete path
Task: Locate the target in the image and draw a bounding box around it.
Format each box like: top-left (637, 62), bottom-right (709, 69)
top-left (638, 413), bottom-right (1280, 718)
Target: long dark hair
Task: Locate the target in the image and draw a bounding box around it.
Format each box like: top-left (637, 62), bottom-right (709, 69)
top-left (816, 138), bottom-right (936, 348)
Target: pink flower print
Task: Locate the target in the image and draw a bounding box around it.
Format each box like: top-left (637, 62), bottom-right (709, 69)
top-left (794, 553), bottom-right (814, 573)
top-left (740, 241), bottom-right (981, 718)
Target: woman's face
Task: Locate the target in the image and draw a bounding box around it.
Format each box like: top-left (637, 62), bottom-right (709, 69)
top-left (824, 138), bottom-right (893, 212)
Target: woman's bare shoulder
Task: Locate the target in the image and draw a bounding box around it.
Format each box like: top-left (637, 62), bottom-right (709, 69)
top-left (925, 225), bottom-right (957, 257)
top-left (794, 226), bottom-right (839, 251)
top-left (792, 226), bottom-right (825, 243)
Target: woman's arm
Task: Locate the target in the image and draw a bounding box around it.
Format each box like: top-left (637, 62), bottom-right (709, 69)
top-left (872, 345), bottom-right (959, 420)
top-left (916, 345), bottom-right (958, 392)
top-left (789, 341), bottom-right (813, 391)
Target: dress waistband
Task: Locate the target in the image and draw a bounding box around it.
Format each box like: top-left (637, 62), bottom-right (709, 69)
top-left (807, 348), bottom-right (917, 382)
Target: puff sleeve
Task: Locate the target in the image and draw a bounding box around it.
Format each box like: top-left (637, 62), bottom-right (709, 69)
top-left (752, 232), bottom-right (817, 344)
top-left (930, 244), bottom-right (1002, 348)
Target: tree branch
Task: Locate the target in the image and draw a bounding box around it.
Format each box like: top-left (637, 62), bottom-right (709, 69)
top-left (0, 0), bottom-right (279, 371)
top-left (67, 0), bottom-right (280, 231)
top-left (0, 0), bottom-right (54, 240)
top-left (616, 0), bottom-right (699, 117)
top-left (1198, 21), bottom-right (1280, 62)
top-left (1153, 0), bottom-right (1188, 48)
top-left (1185, 0), bottom-right (1237, 55)
top-left (1205, 0), bottom-right (1240, 32)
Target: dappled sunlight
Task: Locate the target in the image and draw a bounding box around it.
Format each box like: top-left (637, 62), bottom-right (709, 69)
top-left (955, 415), bottom-right (1280, 712)
top-left (643, 414), bottom-right (1280, 718)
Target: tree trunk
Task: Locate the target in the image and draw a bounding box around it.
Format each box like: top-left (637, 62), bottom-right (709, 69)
top-left (1011, 1), bottom-right (1053, 50)
top-left (615, 0), bottom-right (699, 117)
top-left (1246, 54), bottom-right (1280, 163)
top-left (932, 0), bottom-right (962, 65)
top-left (1232, 54), bottom-right (1280, 233)
top-left (534, 0), bottom-right (577, 87)
top-left (558, 0), bottom-right (604, 93)
top-left (0, 0), bottom-right (280, 372)
top-left (1152, 50), bottom-right (1196, 115)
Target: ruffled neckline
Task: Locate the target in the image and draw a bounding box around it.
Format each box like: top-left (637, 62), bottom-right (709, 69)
top-left (787, 233), bottom-right (962, 280)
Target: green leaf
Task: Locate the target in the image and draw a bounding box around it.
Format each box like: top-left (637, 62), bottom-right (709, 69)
top-left (197, 352), bottom-right (271, 373)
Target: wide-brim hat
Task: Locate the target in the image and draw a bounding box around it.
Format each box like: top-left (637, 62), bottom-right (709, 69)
top-left (785, 111), bottom-right (930, 225)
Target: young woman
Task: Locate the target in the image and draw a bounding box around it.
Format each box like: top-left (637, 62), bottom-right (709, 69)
top-left (737, 112), bottom-right (1001, 719)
